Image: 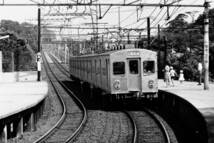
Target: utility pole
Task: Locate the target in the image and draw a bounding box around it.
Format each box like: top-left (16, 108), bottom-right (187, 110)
top-left (118, 7), bottom-right (121, 45)
top-left (158, 24), bottom-right (161, 78)
top-left (158, 24), bottom-right (160, 47)
top-left (37, 8), bottom-right (41, 81)
top-left (101, 35), bottom-right (104, 52)
top-left (147, 17), bottom-right (150, 48)
top-left (11, 52), bottom-right (14, 72)
top-left (96, 4), bottom-right (99, 52)
top-left (203, 1), bottom-right (210, 90)
top-left (163, 36), bottom-right (167, 65)
top-left (127, 32), bottom-right (130, 44)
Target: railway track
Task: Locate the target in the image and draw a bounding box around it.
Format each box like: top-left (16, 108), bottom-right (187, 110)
top-left (49, 54), bottom-right (70, 77)
top-left (49, 54), bottom-right (70, 76)
top-left (128, 108), bottom-right (171, 143)
top-left (33, 52), bottom-right (87, 143)
top-left (123, 111), bottom-right (137, 143)
top-left (49, 53), bottom-right (175, 143)
top-left (50, 53), bottom-right (138, 143)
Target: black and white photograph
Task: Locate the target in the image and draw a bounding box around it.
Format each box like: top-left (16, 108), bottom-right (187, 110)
top-left (0, 0), bottom-right (214, 143)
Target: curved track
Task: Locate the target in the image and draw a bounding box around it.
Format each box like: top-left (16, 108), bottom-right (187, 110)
top-left (50, 53), bottom-right (171, 143)
top-left (128, 108), bottom-right (171, 143)
top-left (50, 53), bottom-right (138, 143)
top-left (123, 111), bottom-right (137, 143)
top-left (49, 54), bottom-right (70, 76)
top-left (144, 108), bottom-right (171, 143)
top-left (33, 52), bottom-right (87, 143)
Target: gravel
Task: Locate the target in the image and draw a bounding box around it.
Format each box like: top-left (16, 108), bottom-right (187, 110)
top-left (73, 110), bottom-right (132, 143)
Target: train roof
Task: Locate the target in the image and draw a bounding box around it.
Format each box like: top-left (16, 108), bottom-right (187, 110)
top-left (71, 48), bottom-right (156, 58)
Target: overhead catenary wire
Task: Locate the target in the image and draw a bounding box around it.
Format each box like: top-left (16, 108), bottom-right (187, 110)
top-left (39, 0), bottom-right (206, 41)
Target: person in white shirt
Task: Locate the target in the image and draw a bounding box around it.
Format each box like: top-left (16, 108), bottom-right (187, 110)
top-left (179, 70), bottom-right (185, 83)
top-left (198, 62), bottom-right (202, 85)
top-left (164, 65), bottom-right (171, 87)
top-left (170, 66), bottom-right (177, 86)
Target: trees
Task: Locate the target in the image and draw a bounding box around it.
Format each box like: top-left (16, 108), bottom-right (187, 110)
top-left (0, 20), bottom-right (37, 72)
top-left (160, 8), bottom-right (214, 81)
top-left (148, 11), bottom-right (211, 81)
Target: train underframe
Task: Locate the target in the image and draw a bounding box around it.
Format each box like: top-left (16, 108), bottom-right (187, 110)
top-left (73, 78), bottom-right (158, 101)
top-left (113, 91), bottom-right (158, 100)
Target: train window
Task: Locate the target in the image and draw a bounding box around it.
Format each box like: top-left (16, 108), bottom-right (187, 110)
top-left (113, 62), bottom-right (125, 75)
top-left (143, 61), bottom-right (155, 75)
top-left (129, 60), bottom-right (138, 74)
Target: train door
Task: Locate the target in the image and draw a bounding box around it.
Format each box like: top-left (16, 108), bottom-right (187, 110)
top-left (127, 58), bottom-right (141, 91)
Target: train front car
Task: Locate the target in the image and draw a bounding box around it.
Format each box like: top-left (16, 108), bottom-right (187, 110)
top-left (110, 49), bottom-right (158, 99)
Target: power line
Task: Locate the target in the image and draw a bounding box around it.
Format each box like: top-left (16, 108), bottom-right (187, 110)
top-left (0, 3), bottom-right (204, 7)
top-left (44, 12), bottom-right (91, 16)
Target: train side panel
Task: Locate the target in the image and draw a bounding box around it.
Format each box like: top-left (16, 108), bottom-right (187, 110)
top-left (100, 56), bottom-right (110, 91)
top-left (69, 49), bottom-right (158, 98)
top-left (140, 51), bottom-right (158, 94)
top-left (110, 52), bottom-right (128, 94)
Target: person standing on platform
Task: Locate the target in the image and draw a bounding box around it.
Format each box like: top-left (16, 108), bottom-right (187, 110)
top-left (198, 62), bottom-right (202, 85)
top-left (179, 70), bottom-right (185, 83)
top-left (170, 66), bottom-right (177, 86)
top-left (164, 65), bottom-right (171, 87)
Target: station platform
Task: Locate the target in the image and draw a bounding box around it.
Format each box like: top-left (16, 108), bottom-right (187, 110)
top-left (0, 71), bottom-right (48, 142)
top-left (0, 82), bottom-right (48, 119)
top-left (158, 80), bottom-right (214, 143)
top-left (0, 71), bottom-right (48, 119)
top-left (158, 80), bottom-right (214, 113)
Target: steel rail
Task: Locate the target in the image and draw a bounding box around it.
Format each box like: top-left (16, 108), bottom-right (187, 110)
top-left (45, 52), bottom-right (88, 143)
top-left (34, 52), bottom-right (87, 143)
top-left (50, 52), bottom-right (139, 143)
top-left (33, 52), bottom-right (67, 143)
top-left (124, 111), bottom-right (137, 143)
top-left (51, 53), bottom-right (138, 143)
top-left (143, 108), bottom-right (171, 143)
top-left (50, 52), bottom-right (170, 143)
top-left (49, 54), bottom-right (70, 77)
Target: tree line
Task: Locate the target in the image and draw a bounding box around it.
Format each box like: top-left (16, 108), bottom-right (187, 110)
top-left (1, 7), bottom-right (214, 82)
top-left (143, 8), bottom-right (214, 81)
top-left (0, 20), bottom-right (37, 72)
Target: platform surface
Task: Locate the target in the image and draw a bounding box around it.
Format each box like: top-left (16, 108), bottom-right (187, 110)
top-left (0, 71), bottom-right (38, 83)
top-left (0, 71), bottom-right (48, 119)
top-left (158, 80), bottom-right (214, 115)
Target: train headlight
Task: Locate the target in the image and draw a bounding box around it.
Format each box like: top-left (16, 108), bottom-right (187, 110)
top-left (113, 80), bottom-right (120, 90)
top-left (148, 80), bottom-right (154, 89)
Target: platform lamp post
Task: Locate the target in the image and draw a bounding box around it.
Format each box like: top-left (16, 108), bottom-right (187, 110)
top-left (203, 1), bottom-right (210, 90)
top-left (37, 7), bottom-right (41, 81)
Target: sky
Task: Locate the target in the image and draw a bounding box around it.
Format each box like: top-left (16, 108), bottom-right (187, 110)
top-left (0, 0), bottom-right (211, 22)
top-left (0, 0), bottom-right (38, 23)
top-left (0, 0), bottom-right (213, 40)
